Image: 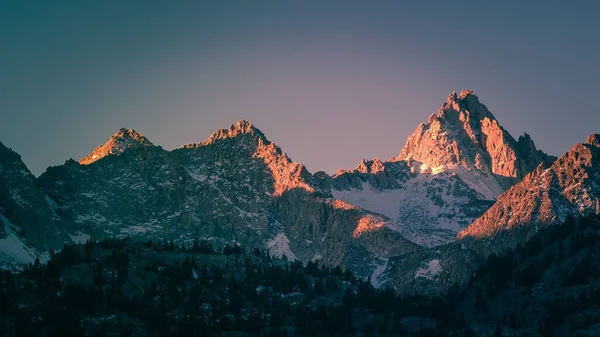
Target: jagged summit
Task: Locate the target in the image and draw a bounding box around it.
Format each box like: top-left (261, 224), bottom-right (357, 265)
top-left (182, 120), bottom-right (267, 148)
top-left (333, 158), bottom-right (386, 177)
top-left (394, 90), bottom-right (553, 198)
top-left (178, 120), bottom-right (314, 197)
top-left (79, 128), bottom-right (153, 165)
top-left (585, 133), bottom-right (600, 148)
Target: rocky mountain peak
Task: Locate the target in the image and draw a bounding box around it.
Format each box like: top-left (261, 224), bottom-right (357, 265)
top-left (439, 90), bottom-right (496, 123)
top-left (585, 133), bottom-right (600, 148)
top-left (198, 120), bottom-right (266, 146)
top-left (356, 158), bottom-right (385, 174)
top-left (396, 90), bottom-right (552, 197)
top-left (79, 128), bottom-right (153, 165)
top-left (179, 120), bottom-right (314, 197)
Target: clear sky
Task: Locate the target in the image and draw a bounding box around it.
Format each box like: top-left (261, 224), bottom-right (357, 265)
top-left (1, 1), bottom-right (599, 176)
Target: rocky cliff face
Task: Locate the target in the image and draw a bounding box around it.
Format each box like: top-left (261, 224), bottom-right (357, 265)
top-left (79, 128), bottom-right (153, 165)
top-left (0, 142), bottom-right (70, 269)
top-left (397, 90), bottom-right (554, 196)
top-left (458, 134), bottom-right (600, 254)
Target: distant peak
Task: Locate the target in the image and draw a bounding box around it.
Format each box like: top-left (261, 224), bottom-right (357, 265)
top-left (112, 128), bottom-right (147, 140)
top-left (585, 134), bottom-right (600, 148)
top-left (80, 128), bottom-right (153, 165)
top-left (445, 90), bottom-right (477, 103)
top-left (397, 90), bottom-right (550, 191)
top-left (184, 120), bottom-right (267, 148)
top-left (447, 91), bottom-right (458, 102)
top-left (458, 89), bottom-right (477, 100)
top-left (336, 157), bottom-right (386, 175)
top-left (234, 119), bottom-right (254, 130)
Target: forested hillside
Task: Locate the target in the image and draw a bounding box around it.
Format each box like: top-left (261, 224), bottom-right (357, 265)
top-left (3, 215), bottom-right (600, 336)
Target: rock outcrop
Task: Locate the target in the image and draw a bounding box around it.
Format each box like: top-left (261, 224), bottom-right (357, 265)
top-left (79, 128), bottom-right (153, 165)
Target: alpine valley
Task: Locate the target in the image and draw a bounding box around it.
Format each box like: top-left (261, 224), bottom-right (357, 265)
top-left (2, 90), bottom-right (599, 295)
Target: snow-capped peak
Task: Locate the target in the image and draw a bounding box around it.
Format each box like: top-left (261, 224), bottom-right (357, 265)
top-left (80, 128), bottom-right (153, 165)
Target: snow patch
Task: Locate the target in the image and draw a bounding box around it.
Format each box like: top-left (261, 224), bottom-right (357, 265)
top-left (311, 253), bottom-right (322, 262)
top-left (331, 181), bottom-right (403, 220)
top-left (186, 169), bottom-right (208, 183)
top-left (414, 259), bottom-right (442, 279)
top-left (370, 258), bottom-right (389, 288)
top-left (331, 173), bottom-right (484, 246)
top-left (0, 214), bottom-right (38, 266)
top-left (267, 233), bottom-right (296, 261)
top-left (69, 231), bottom-right (91, 244)
top-left (449, 166), bottom-right (503, 200)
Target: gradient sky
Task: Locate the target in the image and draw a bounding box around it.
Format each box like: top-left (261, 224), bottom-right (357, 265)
top-left (1, 1), bottom-right (599, 176)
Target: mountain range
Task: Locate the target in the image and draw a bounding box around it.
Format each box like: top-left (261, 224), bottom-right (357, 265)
top-left (1, 90), bottom-right (598, 295)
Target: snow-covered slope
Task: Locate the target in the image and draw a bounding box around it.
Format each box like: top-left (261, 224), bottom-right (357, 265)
top-left (0, 213), bottom-right (44, 270)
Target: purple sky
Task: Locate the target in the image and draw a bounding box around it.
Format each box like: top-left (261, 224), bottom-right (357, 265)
top-left (1, 1), bottom-right (599, 176)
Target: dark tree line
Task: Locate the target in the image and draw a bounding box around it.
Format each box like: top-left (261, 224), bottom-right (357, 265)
top-left (3, 215), bottom-right (600, 336)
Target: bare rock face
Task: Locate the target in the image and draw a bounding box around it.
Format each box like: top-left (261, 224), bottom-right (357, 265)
top-left (0, 142), bottom-right (70, 269)
top-left (586, 133), bottom-right (600, 148)
top-left (270, 189), bottom-right (418, 278)
top-left (396, 90), bottom-right (554, 197)
top-left (79, 128), bottom-right (153, 165)
top-left (181, 120), bottom-right (315, 197)
top-left (458, 136), bottom-right (600, 254)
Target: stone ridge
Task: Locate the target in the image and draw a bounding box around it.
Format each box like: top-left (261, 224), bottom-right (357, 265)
top-left (178, 119), bottom-right (314, 197)
top-left (181, 120), bottom-right (267, 148)
top-left (79, 128), bottom-right (153, 165)
top-left (458, 137), bottom-right (600, 254)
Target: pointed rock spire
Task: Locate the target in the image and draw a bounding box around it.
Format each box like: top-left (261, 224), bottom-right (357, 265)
top-left (585, 134), bottom-right (600, 148)
top-left (184, 120), bottom-right (268, 148)
top-left (80, 128), bottom-right (153, 165)
top-left (396, 90), bottom-right (553, 196)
